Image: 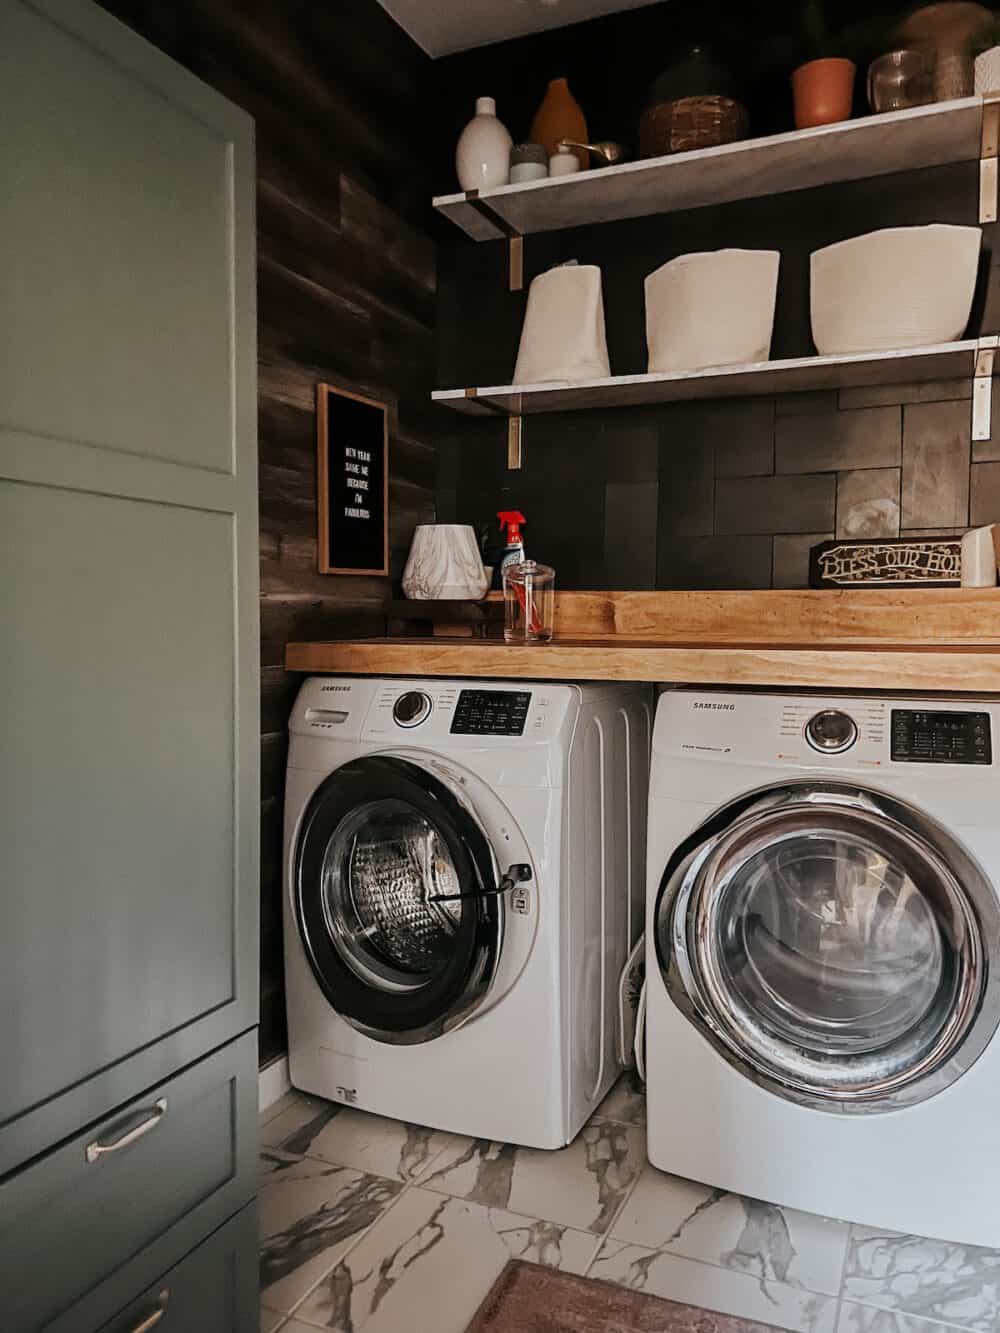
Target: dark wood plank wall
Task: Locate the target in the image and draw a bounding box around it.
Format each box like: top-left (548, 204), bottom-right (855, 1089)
top-left (99, 0), bottom-right (438, 1064)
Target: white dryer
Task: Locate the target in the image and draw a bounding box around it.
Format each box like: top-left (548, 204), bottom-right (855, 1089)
top-left (284, 676), bottom-right (650, 1149)
top-left (646, 689), bottom-right (1000, 1246)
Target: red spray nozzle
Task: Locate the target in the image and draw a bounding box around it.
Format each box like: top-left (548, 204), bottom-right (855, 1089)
top-left (498, 510), bottom-right (526, 542)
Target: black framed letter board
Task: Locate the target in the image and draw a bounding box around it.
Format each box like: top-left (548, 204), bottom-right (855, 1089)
top-left (317, 383), bottom-right (389, 576)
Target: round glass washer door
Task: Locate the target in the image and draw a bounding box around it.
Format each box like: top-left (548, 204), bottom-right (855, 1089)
top-left (656, 783), bottom-right (1000, 1112)
top-left (295, 755), bottom-right (503, 1045)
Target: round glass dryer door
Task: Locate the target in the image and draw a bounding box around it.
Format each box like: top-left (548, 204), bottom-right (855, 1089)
top-left (295, 756), bottom-right (503, 1044)
top-left (656, 784), bottom-right (1000, 1111)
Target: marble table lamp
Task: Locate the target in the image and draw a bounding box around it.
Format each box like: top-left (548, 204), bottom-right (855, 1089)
top-left (402, 524), bottom-right (490, 600)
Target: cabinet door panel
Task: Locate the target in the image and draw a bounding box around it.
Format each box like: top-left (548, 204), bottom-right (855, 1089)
top-left (0, 0), bottom-right (258, 1174)
top-left (95, 1204), bottom-right (259, 1333)
top-left (1, 0), bottom-right (234, 471)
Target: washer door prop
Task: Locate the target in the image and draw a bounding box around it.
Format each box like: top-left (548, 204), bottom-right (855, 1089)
top-left (655, 783), bottom-right (1000, 1112)
top-left (296, 756), bottom-right (525, 1045)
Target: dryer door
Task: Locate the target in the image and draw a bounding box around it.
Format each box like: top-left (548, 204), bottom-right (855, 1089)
top-left (294, 756), bottom-right (505, 1045)
top-left (655, 782), bottom-right (1000, 1112)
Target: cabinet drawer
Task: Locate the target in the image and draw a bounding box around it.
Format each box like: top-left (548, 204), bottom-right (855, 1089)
top-left (1, 1031), bottom-right (257, 1333)
top-left (97, 1203), bottom-right (258, 1333)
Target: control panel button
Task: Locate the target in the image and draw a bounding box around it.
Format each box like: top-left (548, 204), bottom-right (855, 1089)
top-left (805, 709), bottom-right (859, 754)
top-left (393, 691), bottom-right (432, 728)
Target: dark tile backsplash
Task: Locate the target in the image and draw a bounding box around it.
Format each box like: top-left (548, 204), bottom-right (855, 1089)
top-left (437, 162), bottom-right (1000, 589)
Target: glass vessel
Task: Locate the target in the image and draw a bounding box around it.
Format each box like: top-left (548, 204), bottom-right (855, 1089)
top-left (867, 49), bottom-right (933, 113)
top-left (503, 560), bottom-right (555, 643)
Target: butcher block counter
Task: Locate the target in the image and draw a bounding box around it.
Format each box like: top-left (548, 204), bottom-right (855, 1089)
top-left (285, 590), bottom-right (1000, 693)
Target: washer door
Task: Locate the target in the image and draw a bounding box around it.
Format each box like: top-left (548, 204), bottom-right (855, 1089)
top-left (295, 756), bottom-right (503, 1045)
top-left (655, 782), bottom-right (1000, 1112)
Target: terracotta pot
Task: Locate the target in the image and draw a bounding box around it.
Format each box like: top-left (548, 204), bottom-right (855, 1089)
top-left (529, 78), bottom-right (588, 170)
top-left (792, 57), bottom-right (856, 129)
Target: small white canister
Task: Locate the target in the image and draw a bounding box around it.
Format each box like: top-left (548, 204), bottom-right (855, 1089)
top-left (961, 525), bottom-right (999, 587)
top-left (548, 143), bottom-right (581, 177)
top-left (513, 263), bottom-right (611, 384)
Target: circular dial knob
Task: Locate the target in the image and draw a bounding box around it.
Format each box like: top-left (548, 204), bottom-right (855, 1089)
top-left (805, 709), bottom-right (858, 754)
top-left (393, 690), bottom-right (431, 728)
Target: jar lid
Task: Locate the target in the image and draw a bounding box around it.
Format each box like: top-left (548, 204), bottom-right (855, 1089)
top-left (504, 559), bottom-right (555, 582)
top-left (511, 141), bottom-right (547, 166)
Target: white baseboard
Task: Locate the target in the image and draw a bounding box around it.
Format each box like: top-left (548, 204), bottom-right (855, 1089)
top-left (258, 1055), bottom-right (291, 1113)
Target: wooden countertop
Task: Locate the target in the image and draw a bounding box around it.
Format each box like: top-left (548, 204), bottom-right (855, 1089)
top-left (285, 636), bottom-right (1000, 692)
top-left (286, 589), bottom-right (1000, 693)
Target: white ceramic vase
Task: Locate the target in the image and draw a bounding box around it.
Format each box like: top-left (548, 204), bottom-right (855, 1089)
top-left (402, 525), bottom-right (489, 601)
top-left (645, 249), bottom-right (781, 374)
top-left (513, 263), bottom-right (611, 384)
top-left (456, 97), bottom-right (512, 192)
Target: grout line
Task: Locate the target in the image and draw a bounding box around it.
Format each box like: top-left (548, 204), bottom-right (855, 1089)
top-left (835, 1292), bottom-right (988, 1333)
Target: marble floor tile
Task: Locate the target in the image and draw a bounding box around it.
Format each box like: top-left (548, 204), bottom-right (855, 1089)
top-left (291, 1186), bottom-right (599, 1333)
top-left (841, 1226), bottom-right (1000, 1333)
top-left (260, 1302), bottom-right (285, 1333)
top-left (593, 1070), bottom-right (646, 1126)
top-left (837, 1300), bottom-right (966, 1333)
top-left (259, 1094), bottom-right (326, 1149)
top-left (415, 1117), bottom-right (645, 1235)
top-left (590, 1239), bottom-right (839, 1333)
top-left (270, 1098), bottom-right (453, 1184)
top-left (277, 1322), bottom-right (328, 1333)
top-left (258, 1148), bottom-right (404, 1314)
top-left (611, 1165), bottom-right (849, 1296)
top-left (260, 1089), bottom-right (301, 1130)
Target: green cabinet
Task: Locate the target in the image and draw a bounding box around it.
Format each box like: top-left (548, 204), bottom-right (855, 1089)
top-left (0, 1), bottom-right (260, 1327)
top-left (0, 0), bottom-right (259, 1177)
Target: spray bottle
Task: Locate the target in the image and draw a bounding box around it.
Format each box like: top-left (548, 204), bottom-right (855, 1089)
top-left (498, 510), bottom-right (543, 636)
top-left (497, 511), bottom-right (527, 580)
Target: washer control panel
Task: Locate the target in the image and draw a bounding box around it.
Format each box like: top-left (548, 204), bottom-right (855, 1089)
top-left (805, 709), bottom-right (859, 754)
top-left (450, 689), bottom-right (532, 736)
top-left (891, 710), bottom-right (992, 765)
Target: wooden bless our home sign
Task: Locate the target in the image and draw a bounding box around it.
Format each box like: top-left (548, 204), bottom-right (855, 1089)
top-left (317, 383), bottom-right (389, 576)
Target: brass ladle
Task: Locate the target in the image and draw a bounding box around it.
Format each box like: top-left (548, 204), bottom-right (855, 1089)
top-left (557, 139), bottom-right (626, 167)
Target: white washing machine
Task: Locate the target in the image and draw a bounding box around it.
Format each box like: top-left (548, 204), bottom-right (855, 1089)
top-left (646, 688), bottom-right (1000, 1246)
top-left (284, 676), bottom-right (650, 1149)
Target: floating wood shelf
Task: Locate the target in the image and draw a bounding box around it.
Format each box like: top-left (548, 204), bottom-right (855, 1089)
top-left (434, 343), bottom-right (979, 418)
top-left (434, 98), bottom-right (985, 242)
top-left (287, 591), bottom-right (1000, 694)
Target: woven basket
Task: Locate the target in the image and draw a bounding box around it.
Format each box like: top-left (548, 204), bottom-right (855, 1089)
top-left (639, 94), bottom-right (749, 157)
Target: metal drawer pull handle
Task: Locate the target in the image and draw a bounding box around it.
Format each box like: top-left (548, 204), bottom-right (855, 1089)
top-left (85, 1098), bottom-right (167, 1163)
top-left (130, 1290), bottom-right (168, 1332)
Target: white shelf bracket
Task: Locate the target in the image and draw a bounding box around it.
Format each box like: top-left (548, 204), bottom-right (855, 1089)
top-left (973, 336), bottom-right (998, 441)
top-left (465, 191), bottom-right (524, 291)
top-left (980, 93), bottom-right (1000, 223)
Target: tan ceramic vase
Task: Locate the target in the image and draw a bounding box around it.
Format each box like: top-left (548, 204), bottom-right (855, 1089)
top-left (530, 78), bottom-right (589, 170)
top-left (792, 58), bottom-right (856, 129)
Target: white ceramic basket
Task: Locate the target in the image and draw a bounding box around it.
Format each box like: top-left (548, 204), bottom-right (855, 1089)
top-left (402, 525), bottom-right (489, 600)
top-left (976, 46), bottom-right (1000, 95)
top-left (810, 225), bottom-right (981, 357)
top-left (644, 249), bottom-right (781, 375)
top-left (513, 263), bottom-right (611, 384)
